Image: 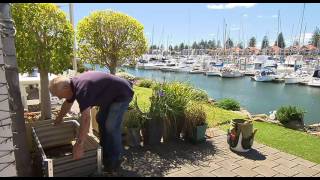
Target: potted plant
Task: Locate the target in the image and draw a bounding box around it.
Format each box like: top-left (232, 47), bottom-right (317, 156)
top-left (183, 102), bottom-right (207, 144)
top-left (122, 97), bottom-right (148, 147)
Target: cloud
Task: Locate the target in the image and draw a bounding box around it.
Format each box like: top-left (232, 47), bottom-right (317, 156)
top-left (207, 3), bottom-right (257, 10)
top-left (257, 15), bottom-right (263, 18)
top-left (243, 14), bottom-right (248, 17)
top-left (271, 15), bottom-right (278, 18)
top-left (209, 33), bottom-right (215, 36)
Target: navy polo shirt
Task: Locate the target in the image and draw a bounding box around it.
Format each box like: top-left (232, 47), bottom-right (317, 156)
top-left (66, 71), bottom-right (134, 112)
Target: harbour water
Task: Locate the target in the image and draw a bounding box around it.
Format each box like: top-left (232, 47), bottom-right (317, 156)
top-left (122, 67), bottom-right (320, 125)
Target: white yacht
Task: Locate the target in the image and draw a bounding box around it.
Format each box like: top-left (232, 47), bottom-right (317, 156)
top-left (220, 64), bottom-right (244, 78)
top-left (252, 68), bottom-right (277, 82)
top-left (307, 69), bottom-right (320, 87)
top-left (284, 69), bottom-right (311, 84)
top-left (206, 67), bottom-right (222, 76)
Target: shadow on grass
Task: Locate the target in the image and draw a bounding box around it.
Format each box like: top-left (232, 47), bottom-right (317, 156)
top-left (120, 139), bottom-right (217, 177)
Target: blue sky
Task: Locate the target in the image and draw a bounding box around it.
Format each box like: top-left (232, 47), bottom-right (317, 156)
top-left (58, 3), bottom-right (320, 49)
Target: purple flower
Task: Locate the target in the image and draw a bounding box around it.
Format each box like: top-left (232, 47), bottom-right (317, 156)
top-left (158, 90), bottom-right (165, 97)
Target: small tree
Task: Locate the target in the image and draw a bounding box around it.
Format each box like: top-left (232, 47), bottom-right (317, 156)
top-left (311, 26), bottom-right (320, 48)
top-left (174, 45), bottom-right (179, 51)
top-left (261, 35), bottom-right (269, 49)
top-left (226, 38), bottom-right (234, 49)
top-left (274, 32), bottom-right (286, 48)
top-left (77, 10), bottom-right (148, 74)
top-left (192, 41), bottom-right (198, 49)
top-left (179, 43), bottom-right (185, 51)
top-left (237, 42), bottom-right (244, 49)
top-left (249, 37), bottom-right (256, 47)
top-left (217, 40), bottom-right (222, 48)
top-left (12, 3), bottom-right (74, 120)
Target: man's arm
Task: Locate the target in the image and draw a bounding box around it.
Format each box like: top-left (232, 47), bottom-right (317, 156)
top-left (55, 100), bottom-right (74, 124)
top-left (73, 107), bottom-right (91, 160)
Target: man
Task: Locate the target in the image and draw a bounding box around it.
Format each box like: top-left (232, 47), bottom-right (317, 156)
top-left (49, 71), bottom-right (134, 175)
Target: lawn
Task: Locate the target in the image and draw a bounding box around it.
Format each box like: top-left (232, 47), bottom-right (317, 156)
top-left (133, 86), bottom-right (320, 164)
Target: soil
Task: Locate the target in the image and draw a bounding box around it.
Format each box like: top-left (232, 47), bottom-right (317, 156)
top-left (44, 144), bottom-right (73, 159)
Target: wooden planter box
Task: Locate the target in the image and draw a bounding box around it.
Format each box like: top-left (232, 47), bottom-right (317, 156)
top-left (32, 119), bottom-right (102, 177)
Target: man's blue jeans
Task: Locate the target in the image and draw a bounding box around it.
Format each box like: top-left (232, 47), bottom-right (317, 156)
top-left (96, 99), bottom-right (131, 171)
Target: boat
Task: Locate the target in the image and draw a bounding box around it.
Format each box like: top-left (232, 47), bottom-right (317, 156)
top-left (252, 68), bottom-right (277, 82)
top-left (284, 69), bottom-right (311, 84)
top-left (219, 64), bottom-right (244, 78)
top-left (307, 69), bottom-right (320, 87)
top-left (205, 69), bottom-right (221, 76)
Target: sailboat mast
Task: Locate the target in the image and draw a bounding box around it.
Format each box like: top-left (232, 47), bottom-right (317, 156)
top-left (298, 3), bottom-right (306, 54)
top-left (151, 24), bottom-right (154, 53)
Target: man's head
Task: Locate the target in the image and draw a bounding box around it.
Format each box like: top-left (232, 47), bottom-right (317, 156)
top-left (49, 76), bottom-right (73, 100)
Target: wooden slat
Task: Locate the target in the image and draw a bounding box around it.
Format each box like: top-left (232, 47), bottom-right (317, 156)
top-left (36, 127), bottom-right (75, 138)
top-left (35, 123), bottom-right (74, 134)
top-left (41, 140), bottom-right (72, 150)
top-left (53, 156), bottom-right (97, 173)
top-left (53, 150), bottom-right (96, 165)
top-left (39, 131), bottom-right (74, 144)
top-left (54, 164), bottom-right (97, 177)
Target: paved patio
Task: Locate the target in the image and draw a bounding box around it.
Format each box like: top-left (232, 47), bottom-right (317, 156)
top-left (116, 128), bottom-right (320, 177)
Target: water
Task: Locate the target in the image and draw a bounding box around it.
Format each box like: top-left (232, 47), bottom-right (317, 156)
top-left (122, 67), bottom-right (320, 125)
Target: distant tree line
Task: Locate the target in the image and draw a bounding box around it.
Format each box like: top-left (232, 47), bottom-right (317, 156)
top-left (150, 26), bottom-right (320, 51)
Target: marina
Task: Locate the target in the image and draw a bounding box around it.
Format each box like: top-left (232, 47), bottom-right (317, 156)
top-left (122, 66), bottom-right (320, 125)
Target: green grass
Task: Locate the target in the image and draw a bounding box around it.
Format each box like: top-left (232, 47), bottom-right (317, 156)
top-left (132, 86), bottom-right (152, 112)
top-left (133, 86), bottom-right (320, 164)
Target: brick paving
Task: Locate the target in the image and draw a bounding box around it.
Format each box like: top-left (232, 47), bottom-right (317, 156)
top-left (113, 128), bottom-right (320, 177)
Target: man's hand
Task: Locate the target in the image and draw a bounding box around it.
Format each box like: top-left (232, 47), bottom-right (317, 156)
top-left (72, 140), bottom-right (84, 160)
top-left (54, 101), bottom-right (74, 125)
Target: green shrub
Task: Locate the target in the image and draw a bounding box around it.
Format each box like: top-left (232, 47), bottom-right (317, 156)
top-left (185, 102), bottom-right (207, 127)
top-left (276, 106), bottom-right (305, 125)
top-left (149, 82), bottom-right (194, 137)
top-left (123, 97), bottom-right (148, 129)
top-left (116, 72), bottom-right (136, 81)
top-left (216, 98), bottom-right (240, 111)
top-left (191, 88), bottom-right (209, 102)
top-left (137, 79), bottom-right (155, 88)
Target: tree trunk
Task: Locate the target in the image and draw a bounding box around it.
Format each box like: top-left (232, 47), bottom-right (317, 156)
top-left (39, 68), bottom-right (51, 120)
top-left (109, 57), bottom-right (117, 75)
top-left (109, 66), bottom-right (116, 75)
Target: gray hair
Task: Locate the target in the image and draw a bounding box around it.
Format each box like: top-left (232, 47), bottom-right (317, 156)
top-left (49, 76), bottom-right (71, 95)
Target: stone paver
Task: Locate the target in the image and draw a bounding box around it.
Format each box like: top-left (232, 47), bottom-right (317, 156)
top-left (117, 128), bottom-right (319, 177)
top-left (272, 164), bottom-right (300, 176)
top-left (232, 167), bottom-right (259, 177)
top-left (235, 159), bottom-right (257, 170)
top-left (252, 165), bottom-right (278, 177)
top-left (188, 169), bottom-right (216, 177)
top-left (291, 164), bottom-right (320, 177)
top-left (294, 172), bottom-right (309, 177)
top-left (256, 159), bottom-right (280, 168)
top-left (211, 167), bottom-right (237, 177)
top-left (312, 164), bottom-right (320, 171)
top-left (216, 160), bottom-right (240, 171)
top-left (292, 157), bottom-right (317, 168)
top-left (274, 158), bottom-right (299, 168)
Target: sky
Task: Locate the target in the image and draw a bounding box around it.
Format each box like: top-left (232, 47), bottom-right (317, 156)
top-left (57, 3), bottom-right (320, 49)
